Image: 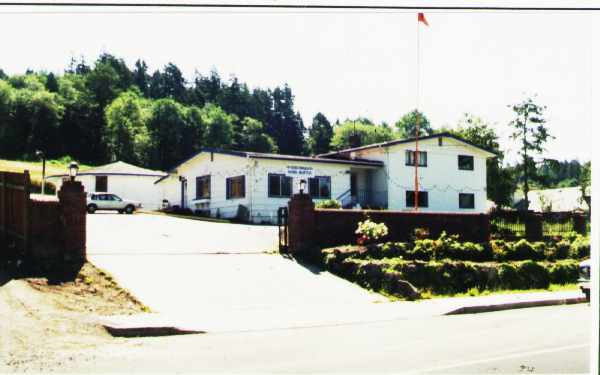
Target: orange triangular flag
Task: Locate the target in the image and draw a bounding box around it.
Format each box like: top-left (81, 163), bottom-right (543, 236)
top-left (418, 12), bottom-right (429, 26)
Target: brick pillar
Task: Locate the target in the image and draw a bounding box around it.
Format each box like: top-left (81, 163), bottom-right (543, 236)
top-left (288, 193), bottom-right (316, 254)
top-left (525, 212), bottom-right (543, 241)
top-left (58, 179), bottom-right (86, 266)
top-left (573, 214), bottom-right (587, 235)
top-left (479, 214), bottom-right (491, 242)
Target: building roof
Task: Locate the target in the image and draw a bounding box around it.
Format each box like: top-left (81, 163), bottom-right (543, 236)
top-left (48, 161), bottom-right (167, 178)
top-left (516, 186), bottom-right (590, 212)
top-left (317, 132), bottom-right (499, 158)
top-left (166, 148), bottom-right (384, 173)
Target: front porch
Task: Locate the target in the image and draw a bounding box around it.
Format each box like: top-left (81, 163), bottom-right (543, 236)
top-left (336, 167), bottom-right (387, 209)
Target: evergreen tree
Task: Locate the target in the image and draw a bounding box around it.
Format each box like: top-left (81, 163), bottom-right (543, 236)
top-left (308, 112), bottom-right (333, 155)
top-left (45, 72), bottom-right (59, 93)
top-left (132, 59), bottom-right (150, 97)
top-left (509, 96), bottom-right (553, 210)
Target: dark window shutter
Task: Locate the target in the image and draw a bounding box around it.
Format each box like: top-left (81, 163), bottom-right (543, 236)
top-left (241, 176), bottom-right (246, 198)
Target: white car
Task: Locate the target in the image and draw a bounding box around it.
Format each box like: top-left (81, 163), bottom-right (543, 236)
top-left (86, 192), bottom-right (141, 214)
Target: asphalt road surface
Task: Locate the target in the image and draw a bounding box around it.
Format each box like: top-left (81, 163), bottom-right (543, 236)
top-left (67, 304), bottom-right (591, 373)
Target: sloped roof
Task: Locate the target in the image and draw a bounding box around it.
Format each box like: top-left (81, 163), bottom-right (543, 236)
top-left (165, 148), bottom-right (384, 173)
top-left (524, 187), bottom-right (589, 212)
top-left (48, 161), bottom-right (167, 178)
top-left (317, 132), bottom-right (499, 159)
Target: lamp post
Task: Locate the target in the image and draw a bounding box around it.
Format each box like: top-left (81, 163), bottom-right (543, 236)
top-left (68, 162), bottom-right (79, 182)
top-left (299, 179), bottom-right (307, 195)
top-left (35, 150), bottom-right (46, 194)
top-left (178, 176), bottom-right (187, 209)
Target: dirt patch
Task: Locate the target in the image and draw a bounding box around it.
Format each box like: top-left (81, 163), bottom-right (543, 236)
top-left (0, 262), bottom-right (148, 373)
top-left (25, 262), bottom-right (149, 316)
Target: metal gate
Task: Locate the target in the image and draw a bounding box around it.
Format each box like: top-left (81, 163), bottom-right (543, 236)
top-left (277, 206), bottom-right (288, 253)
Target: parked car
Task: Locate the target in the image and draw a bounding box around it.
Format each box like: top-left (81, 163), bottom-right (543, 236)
top-left (578, 259), bottom-right (591, 302)
top-left (86, 192), bottom-right (141, 214)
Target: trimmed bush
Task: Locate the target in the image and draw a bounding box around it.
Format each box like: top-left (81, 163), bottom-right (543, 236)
top-left (570, 235), bottom-right (590, 259)
top-left (315, 199), bottom-right (342, 209)
top-left (548, 260), bottom-right (580, 284)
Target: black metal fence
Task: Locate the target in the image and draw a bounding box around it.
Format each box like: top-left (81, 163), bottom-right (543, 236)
top-left (490, 209), bottom-right (589, 240)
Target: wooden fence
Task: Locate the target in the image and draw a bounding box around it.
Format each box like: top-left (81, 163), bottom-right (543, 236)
top-left (0, 171), bottom-right (31, 258)
top-left (1, 170), bottom-right (86, 272)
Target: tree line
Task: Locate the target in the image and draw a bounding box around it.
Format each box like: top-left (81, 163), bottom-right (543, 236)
top-left (0, 54), bottom-right (589, 209)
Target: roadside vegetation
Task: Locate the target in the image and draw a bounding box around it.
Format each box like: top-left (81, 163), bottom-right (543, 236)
top-left (0, 157), bottom-right (92, 193)
top-left (317, 228), bottom-right (589, 301)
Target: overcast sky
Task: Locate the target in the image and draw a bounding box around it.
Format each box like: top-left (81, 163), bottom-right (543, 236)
top-left (0, 3), bottom-right (597, 164)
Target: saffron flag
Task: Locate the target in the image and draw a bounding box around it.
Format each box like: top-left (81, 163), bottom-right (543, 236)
top-left (418, 12), bottom-right (429, 26)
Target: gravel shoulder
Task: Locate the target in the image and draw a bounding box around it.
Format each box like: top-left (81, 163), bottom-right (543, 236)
top-left (0, 262), bottom-right (147, 373)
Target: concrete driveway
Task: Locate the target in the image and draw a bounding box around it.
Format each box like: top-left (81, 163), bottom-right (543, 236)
top-left (87, 213), bottom-right (384, 321)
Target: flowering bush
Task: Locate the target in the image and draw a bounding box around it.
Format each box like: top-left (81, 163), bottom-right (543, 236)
top-left (355, 219), bottom-right (388, 245)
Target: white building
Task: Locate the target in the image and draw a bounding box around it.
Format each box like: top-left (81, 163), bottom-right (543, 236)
top-left (47, 161), bottom-right (167, 210)
top-left (156, 132), bottom-right (497, 223)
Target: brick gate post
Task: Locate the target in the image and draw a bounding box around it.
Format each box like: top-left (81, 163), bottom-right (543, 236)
top-left (525, 211), bottom-right (543, 241)
top-left (287, 193), bottom-right (315, 255)
top-left (58, 179), bottom-right (87, 269)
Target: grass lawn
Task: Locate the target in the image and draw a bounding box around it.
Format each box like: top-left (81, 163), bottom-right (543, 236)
top-left (0, 158), bottom-right (93, 190)
top-left (421, 283), bottom-right (580, 300)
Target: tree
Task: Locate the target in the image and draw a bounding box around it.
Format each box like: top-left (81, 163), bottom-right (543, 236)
top-left (132, 59), bottom-right (150, 97)
top-left (394, 109), bottom-right (433, 138)
top-left (450, 113), bottom-right (516, 208)
top-left (240, 117), bottom-right (278, 153)
top-left (0, 69), bottom-right (7, 80)
top-left (330, 119), bottom-right (394, 150)
top-left (578, 161), bottom-right (591, 211)
top-left (45, 72), bottom-right (59, 93)
top-left (146, 98), bottom-right (188, 170)
top-left (308, 112), bottom-right (333, 155)
top-left (104, 90), bottom-right (151, 164)
top-left (162, 63), bottom-right (187, 102)
top-left (269, 85), bottom-right (306, 155)
top-left (508, 96), bottom-right (553, 210)
top-left (200, 103), bottom-right (236, 150)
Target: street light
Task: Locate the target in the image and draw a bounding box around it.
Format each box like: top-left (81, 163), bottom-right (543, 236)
top-left (299, 179), bottom-right (307, 195)
top-left (68, 162), bottom-right (79, 182)
top-left (35, 150), bottom-right (46, 195)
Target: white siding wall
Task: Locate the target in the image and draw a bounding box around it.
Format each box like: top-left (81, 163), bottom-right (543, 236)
top-left (50, 174), bottom-right (164, 210)
top-left (157, 153), bottom-right (353, 223)
top-left (353, 137), bottom-right (488, 213)
top-left (249, 158), bottom-right (351, 223)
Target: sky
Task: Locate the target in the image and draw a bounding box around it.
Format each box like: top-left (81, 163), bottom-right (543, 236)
top-left (0, 2), bottom-right (597, 164)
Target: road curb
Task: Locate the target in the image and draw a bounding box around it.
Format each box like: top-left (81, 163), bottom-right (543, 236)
top-left (101, 315), bottom-right (206, 337)
top-left (444, 296), bottom-right (588, 315)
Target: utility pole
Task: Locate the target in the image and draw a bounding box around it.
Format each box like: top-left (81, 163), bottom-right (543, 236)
top-left (36, 150), bottom-right (46, 195)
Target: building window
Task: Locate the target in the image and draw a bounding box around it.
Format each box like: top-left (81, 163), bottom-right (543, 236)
top-left (405, 191), bottom-right (429, 208)
top-left (405, 150), bottom-right (427, 167)
top-left (95, 176), bottom-right (107, 192)
top-left (458, 155), bottom-right (474, 170)
top-left (226, 176), bottom-right (245, 199)
top-left (195, 175), bottom-right (211, 199)
top-left (459, 193), bottom-right (475, 209)
top-left (268, 174), bottom-right (292, 198)
top-left (309, 176), bottom-right (331, 199)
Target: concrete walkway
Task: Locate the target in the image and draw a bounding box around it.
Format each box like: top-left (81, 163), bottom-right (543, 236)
top-left (102, 290), bottom-right (587, 334)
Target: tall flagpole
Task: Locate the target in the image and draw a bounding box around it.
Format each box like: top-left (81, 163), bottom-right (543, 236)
top-left (414, 13), bottom-right (421, 211)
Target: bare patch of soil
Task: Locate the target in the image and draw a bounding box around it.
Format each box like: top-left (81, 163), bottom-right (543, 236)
top-left (25, 262), bottom-right (149, 316)
top-left (0, 262), bottom-right (148, 373)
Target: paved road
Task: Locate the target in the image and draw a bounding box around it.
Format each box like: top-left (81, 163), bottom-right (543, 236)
top-left (87, 213), bottom-right (385, 315)
top-left (69, 305), bottom-right (592, 373)
top-left (87, 212), bottom-right (278, 254)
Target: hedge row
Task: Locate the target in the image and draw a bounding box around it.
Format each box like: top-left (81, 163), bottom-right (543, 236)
top-left (322, 250), bottom-right (581, 299)
top-left (340, 232), bottom-right (589, 263)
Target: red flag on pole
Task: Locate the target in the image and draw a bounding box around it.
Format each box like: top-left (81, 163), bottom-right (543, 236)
top-left (418, 12), bottom-right (429, 26)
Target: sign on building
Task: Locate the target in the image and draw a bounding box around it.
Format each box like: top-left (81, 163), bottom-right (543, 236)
top-left (286, 165), bottom-right (315, 178)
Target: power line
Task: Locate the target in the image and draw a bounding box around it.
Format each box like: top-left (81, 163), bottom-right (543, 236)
top-left (0, 3), bottom-right (598, 11)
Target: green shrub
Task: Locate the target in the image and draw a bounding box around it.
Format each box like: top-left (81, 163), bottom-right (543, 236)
top-left (315, 199), bottom-right (342, 209)
top-left (507, 239), bottom-right (545, 261)
top-left (376, 242), bottom-right (409, 259)
top-left (553, 240), bottom-right (571, 260)
top-left (548, 260), bottom-right (579, 284)
top-left (570, 235), bottom-right (590, 259)
top-left (498, 263), bottom-right (523, 289)
top-left (517, 261), bottom-right (550, 289)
